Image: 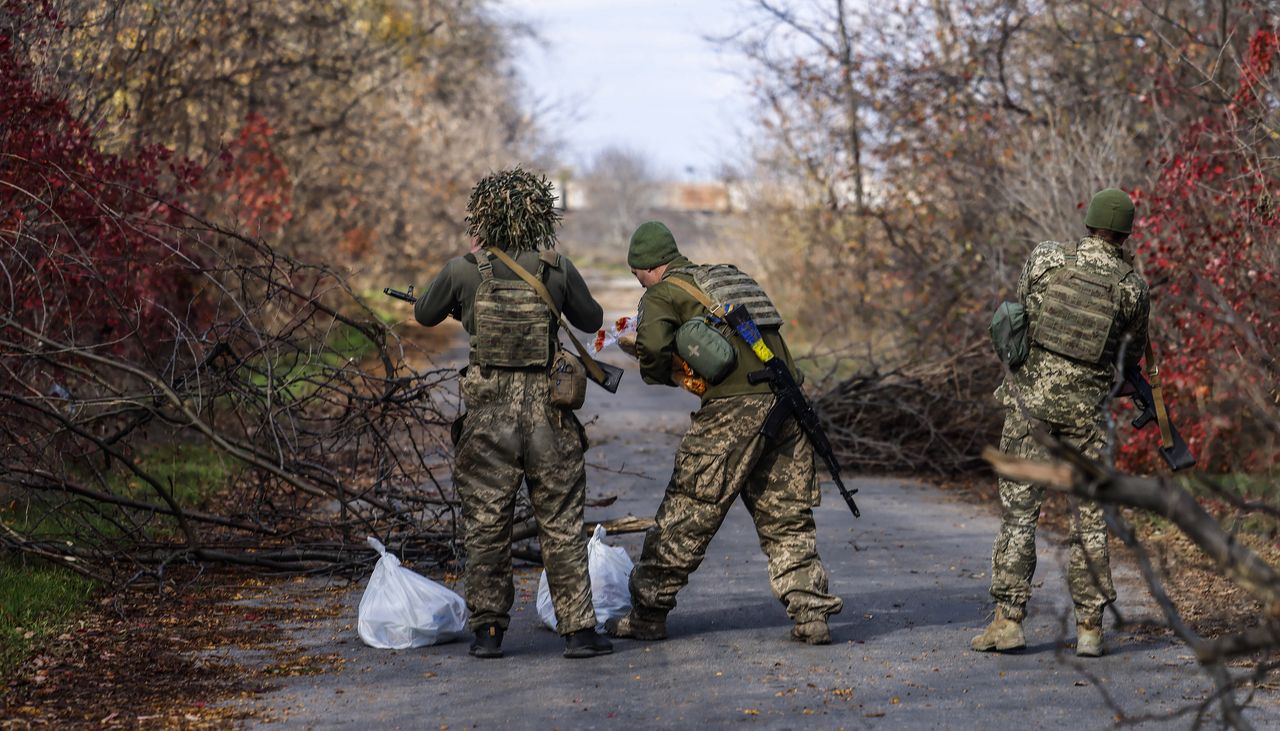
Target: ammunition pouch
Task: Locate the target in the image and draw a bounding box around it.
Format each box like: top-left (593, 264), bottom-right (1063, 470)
top-left (548, 347), bottom-right (587, 410)
top-left (989, 301), bottom-right (1029, 369)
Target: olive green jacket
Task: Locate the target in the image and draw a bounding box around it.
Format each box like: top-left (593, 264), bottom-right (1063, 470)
top-left (414, 249), bottom-right (603, 335)
top-left (636, 255), bottom-right (799, 402)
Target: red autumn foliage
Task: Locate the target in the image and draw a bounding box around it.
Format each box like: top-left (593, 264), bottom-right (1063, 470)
top-left (0, 27), bottom-right (204, 352)
top-left (0, 5), bottom-right (299, 359)
top-left (213, 112), bottom-right (293, 236)
top-left (1124, 27), bottom-right (1280, 472)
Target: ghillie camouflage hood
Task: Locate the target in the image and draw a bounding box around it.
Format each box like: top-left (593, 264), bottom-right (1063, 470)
top-left (465, 167), bottom-right (561, 252)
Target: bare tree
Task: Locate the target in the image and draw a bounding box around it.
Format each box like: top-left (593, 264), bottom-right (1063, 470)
top-left (573, 145), bottom-right (660, 247)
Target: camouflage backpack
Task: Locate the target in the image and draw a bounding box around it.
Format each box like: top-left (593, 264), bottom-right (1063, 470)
top-left (470, 252), bottom-right (554, 368)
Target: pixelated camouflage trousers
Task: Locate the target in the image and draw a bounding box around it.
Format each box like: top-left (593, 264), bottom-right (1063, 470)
top-left (453, 367), bottom-right (595, 635)
top-left (990, 410), bottom-right (1117, 627)
top-left (630, 394), bottom-right (844, 625)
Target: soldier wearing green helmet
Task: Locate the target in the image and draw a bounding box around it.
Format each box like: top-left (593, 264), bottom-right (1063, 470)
top-left (972, 188), bottom-right (1150, 658)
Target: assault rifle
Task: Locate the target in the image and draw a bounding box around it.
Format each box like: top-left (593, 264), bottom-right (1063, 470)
top-left (1123, 364), bottom-right (1196, 471)
top-left (723, 304), bottom-right (861, 518)
top-left (383, 285), bottom-right (416, 303)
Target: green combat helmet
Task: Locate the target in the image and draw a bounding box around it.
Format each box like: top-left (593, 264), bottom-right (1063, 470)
top-left (1083, 188), bottom-right (1135, 234)
top-left (465, 167), bottom-right (561, 251)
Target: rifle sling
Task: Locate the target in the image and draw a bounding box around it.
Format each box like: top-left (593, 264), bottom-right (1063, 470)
top-left (666, 276), bottom-right (724, 317)
top-left (1144, 342), bottom-right (1174, 450)
top-left (484, 247), bottom-right (606, 384)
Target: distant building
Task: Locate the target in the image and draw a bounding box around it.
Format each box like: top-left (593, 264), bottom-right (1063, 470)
top-left (652, 183), bottom-right (731, 213)
top-left (554, 177), bottom-right (740, 214)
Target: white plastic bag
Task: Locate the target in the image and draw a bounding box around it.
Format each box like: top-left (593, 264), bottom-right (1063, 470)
top-left (537, 524), bottom-right (634, 632)
top-left (357, 536), bottom-right (470, 649)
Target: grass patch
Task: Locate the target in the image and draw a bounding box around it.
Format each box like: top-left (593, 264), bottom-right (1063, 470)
top-left (243, 320), bottom-right (384, 400)
top-left (0, 561), bottom-right (95, 678)
top-left (359, 287), bottom-right (413, 325)
top-left (127, 442), bottom-right (232, 507)
top-left (3, 442), bottom-right (234, 541)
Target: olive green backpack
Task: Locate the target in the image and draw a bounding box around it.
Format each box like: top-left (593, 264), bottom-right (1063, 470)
top-left (674, 318), bottom-right (737, 385)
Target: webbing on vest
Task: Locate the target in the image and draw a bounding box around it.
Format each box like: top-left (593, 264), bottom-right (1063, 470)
top-left (671, 264), bottom-right (784, 328)
top-left (484, 247), bottom-right (606, 384)
top-left (470, 250), bottom-right (553, 368)
top-left (1032, 240), bottom-right (1131, 367)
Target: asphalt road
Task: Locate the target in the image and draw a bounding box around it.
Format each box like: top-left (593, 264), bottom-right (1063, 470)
top-left (232, 267), bottom-right (1278, 730)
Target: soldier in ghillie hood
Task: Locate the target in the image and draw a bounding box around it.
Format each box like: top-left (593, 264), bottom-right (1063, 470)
top-left (605, 221), bottom-right (844, 645)
top-left (973, 188), bottom-right (1150, 658)
top-left (413, 168), bottom-right (613, 659)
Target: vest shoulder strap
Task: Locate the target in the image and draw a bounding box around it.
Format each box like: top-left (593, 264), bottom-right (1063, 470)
top-left (475, 251), bottom-right (494, 280)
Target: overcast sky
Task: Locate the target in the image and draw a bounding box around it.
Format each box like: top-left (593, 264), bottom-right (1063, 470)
top-left (497, 0), bottom-right (755, 181)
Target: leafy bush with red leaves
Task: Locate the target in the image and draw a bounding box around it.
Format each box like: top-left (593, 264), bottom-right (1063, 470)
top-left (1124, 28), bottom-right (1280, 472)
top-left (0, 23), bottom-right (206, 353)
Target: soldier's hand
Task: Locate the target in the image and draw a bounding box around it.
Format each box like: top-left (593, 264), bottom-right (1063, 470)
top-left (617, 333), bottom-right (638, 359)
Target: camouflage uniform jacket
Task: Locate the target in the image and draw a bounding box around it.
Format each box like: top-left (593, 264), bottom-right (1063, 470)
top-left (635, 255), bottom-right (799, 402)
top-left (414, 249), bottom-right (603, 337)
top-left (995, 236), bottom-right (1150, 427)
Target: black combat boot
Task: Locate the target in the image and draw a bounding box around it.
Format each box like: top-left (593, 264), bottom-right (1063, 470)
top-left (469, 623), bottom-right (504, 659)
top-left (563, 628), bottom-right (614, 659)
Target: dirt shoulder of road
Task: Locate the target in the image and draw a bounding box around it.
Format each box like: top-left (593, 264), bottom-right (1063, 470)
top-left (935, 475), bottom-right (1280, 641)
top-left (0, 572), bottom-right (351, 729)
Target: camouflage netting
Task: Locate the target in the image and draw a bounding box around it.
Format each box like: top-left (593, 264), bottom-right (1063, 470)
top-left (465, 167), bottom-right (561, 252)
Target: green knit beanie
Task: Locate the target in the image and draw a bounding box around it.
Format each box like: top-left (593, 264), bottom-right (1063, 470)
top-left (628, 221), bottom-right (680, 269)
top-left (1084, 188), bottom-right (1135, 234)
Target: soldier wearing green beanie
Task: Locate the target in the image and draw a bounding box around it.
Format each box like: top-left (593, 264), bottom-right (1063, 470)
top-left (973, 188), bottom-right (1149, 658)
top-left (627, 221), bottom-right (681, 269)
top-left (608, 221), bottom-right (844, 646)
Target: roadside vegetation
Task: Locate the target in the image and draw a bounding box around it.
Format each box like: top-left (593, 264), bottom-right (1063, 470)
top-left (0, 564), bottom-right (94, 677)
top-left (721, 1), bottom-right (1279, 725)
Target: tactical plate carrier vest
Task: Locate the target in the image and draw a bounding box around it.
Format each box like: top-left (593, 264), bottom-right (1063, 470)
top-left (1031, 240), bottom-right (1132, 367)
top-left (674, 264), bottom-right (784, 328)
top-left (470, 252), bottom-right (554, 368)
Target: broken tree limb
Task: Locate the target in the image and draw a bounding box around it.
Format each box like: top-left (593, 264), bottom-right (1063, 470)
top-left (814, 342), bottom-right (1002, 476)
top-left (511, 515), bottom-right (657, 544)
